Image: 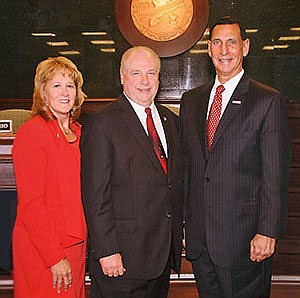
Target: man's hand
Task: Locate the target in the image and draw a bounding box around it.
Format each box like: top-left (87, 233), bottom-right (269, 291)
top-left (51, 257), bottom-right (72, 293)
top-left (250, 234), bottom-right (276, 262)
top-left (99, 253), bottom-right (126, 277)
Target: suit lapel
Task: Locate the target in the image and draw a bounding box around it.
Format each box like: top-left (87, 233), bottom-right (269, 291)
top-left (196, 83), bottom-right (213, 159)
top-left (157, 105), bottom-right (174, 176)
top-left (210, 75), bottom-right (249, 152)
top-left (117, 95), bottom-right (167, 176)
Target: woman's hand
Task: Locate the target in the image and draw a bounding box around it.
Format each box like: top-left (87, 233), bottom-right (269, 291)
top-left (50, 257), bottom-right (72, 293)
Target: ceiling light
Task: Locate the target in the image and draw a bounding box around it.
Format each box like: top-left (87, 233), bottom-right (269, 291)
top-left (279, 36), bottom-right (300, 41)
top-left (246, 29), bottom-right (258, 33)
top-left (59, 50), bottom-right (80, 55)
top-left (189, 49), bottom-right (208, 54)
top-left (274, 44), bottom-right (290, 49)
top-left (31, 33), bottom-right (56, 37)
top-left (100, 48), bottom-right (115, 53)
top-left (203, 28), bottom-right (210, 36)
top-left (263, 46), bottom-right (274, 51)
top-left (196, 40), bottom-right (208, 45)
top-left (81, 31), bottom-right (107, 36)
top-left (263, 44), bottom-right (290, 50)
top-left (91, 40), bottom-right (115, 45)
top-left (290, 27), bottom-right (300, 31)
top-left (47, 41), bottom-right (69, 46)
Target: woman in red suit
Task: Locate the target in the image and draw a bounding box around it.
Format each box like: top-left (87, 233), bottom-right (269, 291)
top-left (12, 56), bottom-right (87, 297)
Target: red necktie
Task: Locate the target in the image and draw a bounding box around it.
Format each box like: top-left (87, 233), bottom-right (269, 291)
top-left (206, 85), bottom-right (225, 151)
top-left (145, 107), bottom-right (168, 175)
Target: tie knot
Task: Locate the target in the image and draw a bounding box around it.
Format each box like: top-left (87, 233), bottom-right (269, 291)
top-left (216, 85), bottom-right (225, 95)
top-left (145, 107), bottom-right (152, 116)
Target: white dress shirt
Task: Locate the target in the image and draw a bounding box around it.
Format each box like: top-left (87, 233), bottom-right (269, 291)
top-left (207, 69), bottom-right (244, 119)
top-left (124, 92), bottom-right (168, 157)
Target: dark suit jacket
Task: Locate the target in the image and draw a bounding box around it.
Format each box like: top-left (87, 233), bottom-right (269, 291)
top-left (81, 95), bottom-right (183, 279)
top-left (180, 74), bottom-right (291, 268)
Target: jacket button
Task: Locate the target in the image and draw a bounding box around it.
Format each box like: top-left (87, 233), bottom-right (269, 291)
top-left (205, 177), bottom-right (210, 182)
top-left (166, 213), bottom-right (171, 218)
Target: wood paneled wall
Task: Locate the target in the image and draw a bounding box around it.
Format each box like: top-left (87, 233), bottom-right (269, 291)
top-left (273, 101), bottom-right (300, 275)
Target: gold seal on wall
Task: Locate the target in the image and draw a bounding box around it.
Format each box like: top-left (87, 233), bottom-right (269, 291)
top-left (131, 0), bottom-right (193, 42)
top-left (115, 0), bottom-right (209, 57)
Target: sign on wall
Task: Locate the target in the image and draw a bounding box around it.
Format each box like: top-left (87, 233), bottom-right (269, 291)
top-left (0, 120), bottom-right (12, 133)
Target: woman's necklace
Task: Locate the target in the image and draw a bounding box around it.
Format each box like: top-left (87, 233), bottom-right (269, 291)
top-left (64, 128), bottom-right (71, 135)
top-left (59, 122), bottom-right (70, 135)
top-left (60, 124), bottom-right (77, 143)
top-left (59, 122), bottom-right (73, 137)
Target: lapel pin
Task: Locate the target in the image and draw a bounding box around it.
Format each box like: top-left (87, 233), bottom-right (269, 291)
top-left (163, 116), bottom-right (167, 121)
top-left (232, 100), bottom-right (242, 104)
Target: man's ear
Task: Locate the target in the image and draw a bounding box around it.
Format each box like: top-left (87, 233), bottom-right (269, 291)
top-left (243, 39), bottom-right (250, 57)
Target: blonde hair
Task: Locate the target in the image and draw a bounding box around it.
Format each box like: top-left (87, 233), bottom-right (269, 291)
top-left (120, 46), bottom-right (161, 74)
top-left (32, 56), bottom-right (86, 121)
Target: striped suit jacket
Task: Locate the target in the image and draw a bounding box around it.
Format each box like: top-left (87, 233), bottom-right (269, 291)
top-left (180, 74), bottom-right (291, 267)
top-left (80, 95), bottom-right (183, 279)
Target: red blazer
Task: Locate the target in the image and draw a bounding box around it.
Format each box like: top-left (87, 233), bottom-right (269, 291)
top-left (12, 115), bottom-right (87, 268)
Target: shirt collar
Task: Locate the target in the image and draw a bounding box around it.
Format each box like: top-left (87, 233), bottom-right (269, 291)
top-left (214, 69), bottom-right (244, 92)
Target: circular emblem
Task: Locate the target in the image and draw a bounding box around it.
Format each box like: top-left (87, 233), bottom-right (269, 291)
top-left (115, 0), bottom-right (209, 57)
top-left (131, 0), bottom-right (193, 42)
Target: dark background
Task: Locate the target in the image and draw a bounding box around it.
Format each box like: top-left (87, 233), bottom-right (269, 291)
top-left (0, 0), bottom-right (299, 101)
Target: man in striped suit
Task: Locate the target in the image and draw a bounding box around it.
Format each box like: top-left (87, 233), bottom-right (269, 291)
top-left (81, 46), bottom-right (183, 298)
top-left (180, 16), bottom-right (291, 298)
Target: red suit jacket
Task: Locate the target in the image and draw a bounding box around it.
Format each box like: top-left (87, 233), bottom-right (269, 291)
top-left (12, 115), bottom-right (87, 297)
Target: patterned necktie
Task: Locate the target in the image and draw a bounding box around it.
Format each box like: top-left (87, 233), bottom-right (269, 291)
top-left (206, 85), bottom-right (225, 151)
top-left (145, 107), bottom-right (168, 175)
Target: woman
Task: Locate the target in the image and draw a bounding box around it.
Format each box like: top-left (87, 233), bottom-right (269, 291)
top-left (12, 56), bottom-right (87, 297)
